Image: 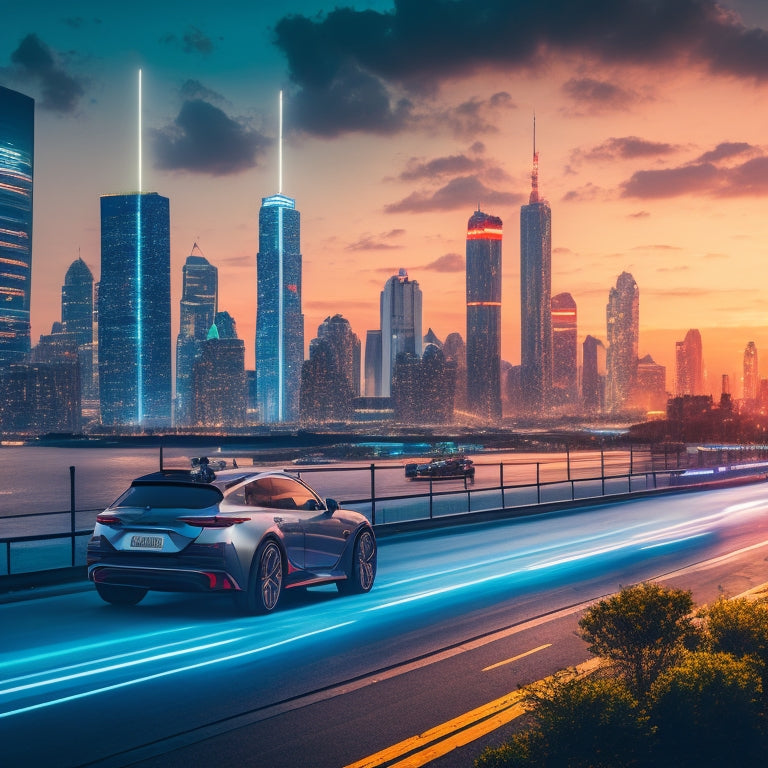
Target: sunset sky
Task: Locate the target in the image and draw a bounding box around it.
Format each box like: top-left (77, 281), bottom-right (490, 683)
top-left (3, 0), bottom-right (768, 398)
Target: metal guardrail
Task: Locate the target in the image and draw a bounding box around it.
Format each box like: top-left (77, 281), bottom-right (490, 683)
top-left (2, 445), bottom-right (766, 579)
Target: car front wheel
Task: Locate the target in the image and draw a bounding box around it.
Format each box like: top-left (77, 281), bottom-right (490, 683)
top-left (237, 540), bottom-right (284, 614)
top-left (338, 529), bottom-right (377, 595)
top-left (95, 583), bottom-right (147, 606)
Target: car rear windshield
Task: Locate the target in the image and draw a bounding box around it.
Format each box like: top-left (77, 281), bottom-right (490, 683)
top-left (113, 484), bottom-right (222, 509)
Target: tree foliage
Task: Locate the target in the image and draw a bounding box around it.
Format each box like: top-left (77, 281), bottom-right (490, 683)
top-left (648, 651), bottom-right (765, 767)
top-left (578, 582), bottom-right (694, 696)
top-left (476, 675), bottom-right (648, 768)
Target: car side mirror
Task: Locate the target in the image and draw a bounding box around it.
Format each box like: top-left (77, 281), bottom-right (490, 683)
top-left (325, 498), bottom-right (339, 514)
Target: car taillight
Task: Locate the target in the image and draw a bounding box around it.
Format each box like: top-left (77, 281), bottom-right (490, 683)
top-left (176, 516), bottom-right (251, 528)
top-left (96, 514), bottom-right (122, 526)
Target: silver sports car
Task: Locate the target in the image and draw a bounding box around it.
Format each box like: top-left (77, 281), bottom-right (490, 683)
top-left (86, 458), bottom-right (377, 613)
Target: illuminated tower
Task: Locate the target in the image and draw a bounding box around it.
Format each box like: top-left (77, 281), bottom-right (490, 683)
top-left (0, 85), bottom-right (34, 365)
top-left (255, 92), bottom-right (304, 422)
top-left (606, 271), bottom-right (639, 412)
top-left (551, 292), bottom-right (577, 403)
top-left (466, 209), bottom-right (502, 420)
top-left (675, 328), bottom-right (703, 396)
top-left (175, 245), bottom-right (218, 426)
top-left (380, 268), bottom-right (422, 397)
top-left (744, 341), bottom-right (758, 404)
top-left (99, 192), bottom-right (172, 427)
top-left (520, 122), bottom-right (552, 411)
top-left (98, 70), bottom-right (171, 427)
top-left (62, 256), bottom-right (95, 402)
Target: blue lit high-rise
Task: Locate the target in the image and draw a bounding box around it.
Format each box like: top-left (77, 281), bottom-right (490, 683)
top-left (99, 192), bottom-right (172, 427)
top-left (0, 86), bottom-right (34, 365)
top-left (256, 193), bottom-right (304, 422)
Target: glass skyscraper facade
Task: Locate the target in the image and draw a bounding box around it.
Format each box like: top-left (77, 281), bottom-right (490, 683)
top-left (0, 86), bottom-right (34, 365)
top-left (380, 269), bottom-right (422, 398)
top-left (466, 209), bottom-right (502, 421)
top-left (62, 257), bottom-right (94, 347)
top-left (99, 192), bottom-right (172, 427)
top-left (606, 271), bottom-right (639, 413)
top-left (551, 292), bottom-right (578, 402)
top-left (256, 193), bottom-right (304, 422)
top-left (675, 328), bottom-right (703, 396)
top-left (520, 152), bottom-right (552, 412)
top-left (175, 247), bottom-right (218, 426)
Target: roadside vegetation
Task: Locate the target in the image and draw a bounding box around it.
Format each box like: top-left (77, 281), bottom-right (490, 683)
top-left (475, 582), bottom-right (768, 768)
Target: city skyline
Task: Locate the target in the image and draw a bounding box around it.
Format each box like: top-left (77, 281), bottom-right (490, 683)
top-left (3, 2), bottom-right (768, 392)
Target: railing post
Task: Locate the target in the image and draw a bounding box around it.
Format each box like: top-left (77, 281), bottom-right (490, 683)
top-left (500, 462), bottom-right (505, 509)
top-left (370, 463), bottom-right (376, 525)
top-left (571, 479), bottom-right (575, 500)
top-left (429, 476), bottom-right (434, 519)
top-left (566, 447), bottom-right (571, 482)
top-left (601, 449), bottom-right (606, 496)
top-left (69, 465), bottom-right (76, 566)
top-left (630, 444), bottom-right (634, 475)
top-left (536, 462), bottom-right (541, 504)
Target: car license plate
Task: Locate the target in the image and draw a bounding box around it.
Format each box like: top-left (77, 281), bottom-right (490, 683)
top-left (129, 534), bottom-right (164, 550)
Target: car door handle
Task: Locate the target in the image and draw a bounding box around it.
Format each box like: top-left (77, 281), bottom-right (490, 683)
top-left (343, 529), bottom-right (351, 538)
top-left (273, 516), bottom-right (283, 524)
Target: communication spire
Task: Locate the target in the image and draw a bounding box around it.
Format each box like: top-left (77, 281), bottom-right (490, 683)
top-left (138, 69), bottom-right (142, 193)
top-left (530, 113), bottom-right (539, 204)
top-left (278, 90), bottom-right (283, 195)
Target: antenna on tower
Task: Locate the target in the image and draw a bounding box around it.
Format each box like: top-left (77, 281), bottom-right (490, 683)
top-left (138, 69), bottom-right (143, 194)
top-left (278, 90), bottom-right (283, 195)
top-left (530, 111), bottom-right (539, 204)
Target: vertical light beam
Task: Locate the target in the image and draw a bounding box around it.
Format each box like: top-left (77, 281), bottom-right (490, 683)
top-left (278, 90), bottom-right (283, 195)
top-left (136, 68), bottom-right (143, 424)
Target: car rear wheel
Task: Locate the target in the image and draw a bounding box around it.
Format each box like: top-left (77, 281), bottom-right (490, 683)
top-left (237, 540), bottom-right (284, 614)
top-left (95, 583), bottom-right (147, 606)
top-left (338, 529), bottom-right (377, 595)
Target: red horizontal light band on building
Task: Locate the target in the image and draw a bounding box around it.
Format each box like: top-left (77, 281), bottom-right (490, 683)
top-left (467, 228), bottom-right (502, 240)
top-left (551, 310), bottom-right (576, 317)
top-left (467, 301), bottom-right (502, 306)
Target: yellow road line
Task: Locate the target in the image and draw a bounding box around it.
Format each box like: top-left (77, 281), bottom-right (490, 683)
top-left (482, 643), bottom-right (552, 672)
top-left (343, 657), bottom-right (601, 768)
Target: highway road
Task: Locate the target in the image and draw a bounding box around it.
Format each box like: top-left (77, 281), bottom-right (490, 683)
top-left (2, 480), bottom-right (768, 767)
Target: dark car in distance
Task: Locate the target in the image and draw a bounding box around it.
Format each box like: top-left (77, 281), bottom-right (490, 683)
top-left (87, 459), bottom-right (376, 614)
top-left (405, 456), bottom-right (475, 482)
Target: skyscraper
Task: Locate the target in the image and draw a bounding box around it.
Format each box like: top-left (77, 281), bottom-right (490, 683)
top-left (314, 314), bottom-right (361, 397)
top-left (675, 328), bottom-right (703, 396)
top-left (606, 271), bottom-right (639, 412)
top-left (61, 257), bottom-right (95, 402)
top-left (255, 192), bottom-right (303, 423)
top-left (175, 245), bottom-right (218, 426)
top-left (520, 130), bottom-right (552, 412)
top-left (364, 330), bottom-right (382, 397)
top-left (466, 210), bottom-right (502, 420)
top-left (551, 292), bottom-right (577, 403)
top-left (744, 341), bottom-right (759, 404)
top-left (0, 86), bottom-right (34, 365)
top-left (582, 335), bottom-right (606, 413)
top-left (99, 192), bottom-right (172, 427)
top-left (380, 269), bottom-right (422, 398)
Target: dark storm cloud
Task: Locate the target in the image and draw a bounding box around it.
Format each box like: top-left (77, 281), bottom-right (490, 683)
top-left (161, 26), bottom-right (215, 55)
top-left (385, 175), bottom-right (522, 213)
top-left (561, 78), bottom-right (639, 112)
top-left (621, 151), bottom-right (768, 198)
top-left (180, 79), bottom-right (225, 103)
top-left (275, 0), bottom-right (768, 136)
top-left (183, 26), bottom-right (214, 55)
top-left (421, 91), bottom-right (516, 137)
top-left (696, 141), bottom-right (755, 163)
top-left (399, 153), bottom-right (481, 181)
top-left (153, 99), bottom-right (269, 176)
top-left (9, 34), bottom-right (84, 113)
top-left (576, 136), bottom-right (679, 162)
top-left (347, 229), bottom-right (405, 250)
top-left (422, 253), bottom-right (464, 272)
top-left (287, 63), bottom-right (413, 137)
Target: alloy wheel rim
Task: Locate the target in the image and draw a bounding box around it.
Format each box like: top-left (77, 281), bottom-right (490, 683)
top-left (260, 543), bottom-right (282, 610)
top-left (356, 531), bottom-right (376, 590)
